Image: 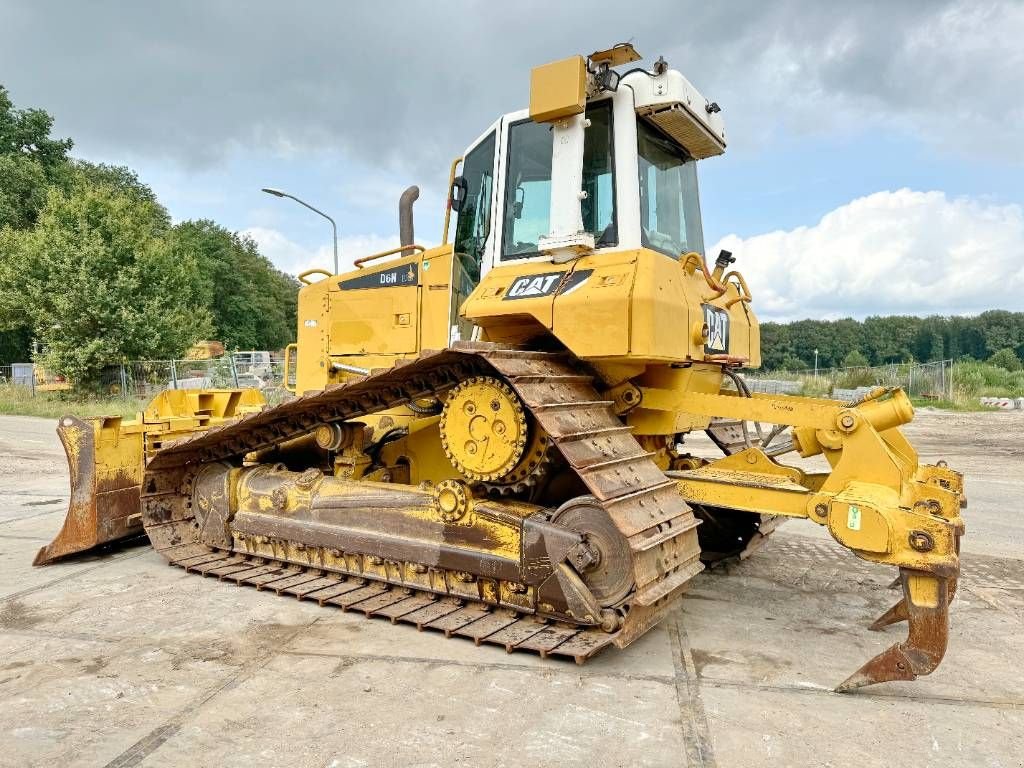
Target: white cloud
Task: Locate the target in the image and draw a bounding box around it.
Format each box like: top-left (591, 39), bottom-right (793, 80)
top-left (241, 227), bottom-right (397, 277)
top-left (711, 189), bottom-right (1024, 321)
top-left (3, 1), bottom-right (1021, 171)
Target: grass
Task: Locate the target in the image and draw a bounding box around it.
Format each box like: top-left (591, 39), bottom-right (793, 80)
top-left (751, 361), bottom-right (1023, 412)
top-left (0, 384), bottom-right (147, 420)
top-left (952, 360), bottom-right (1024, 398)
top-left (4, 361), bottom-right (1019, 419)
top-left (909, 396), bottom-right (995, 412)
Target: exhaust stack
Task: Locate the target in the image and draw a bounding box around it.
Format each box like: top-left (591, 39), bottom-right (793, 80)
top-left (399, 185), bottom-right (419, 256)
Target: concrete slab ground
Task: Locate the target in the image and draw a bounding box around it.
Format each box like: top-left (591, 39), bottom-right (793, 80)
top-left (1, 411), bottom-right (1022, 768)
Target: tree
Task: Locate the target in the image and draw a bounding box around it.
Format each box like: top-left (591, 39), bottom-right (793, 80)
top-left (0, 326), bottom-right (31, 365)
top-left (756, 312), bottom-right (1024, 372)
top-left (0, 182), bottom-right (212, 386)
top-left (0, 86), bottom-right (75, 361)
top-left (977, 310), bottom-right (1024, 360)
top-left (778, 354), bottom-right (807, 372)
top-left (841, 349), bottom-right (870, 368)
top-left (988, 348), bottom-right (1022, 372)
top-left (0, 85), bottom-right (73, 231)
top-left (170, 220), bottom-right (297, 350)
top-left (70, 161), bottom-right (162, 209)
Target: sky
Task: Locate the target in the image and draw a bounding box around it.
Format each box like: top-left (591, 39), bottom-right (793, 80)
top-left (1, 0), bottom-right (1021, 322)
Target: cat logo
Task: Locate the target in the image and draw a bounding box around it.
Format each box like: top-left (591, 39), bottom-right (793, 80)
top-left (702, 304), bottom-right (730, 354)
top-left (502, 269), bottom-right (593, 301)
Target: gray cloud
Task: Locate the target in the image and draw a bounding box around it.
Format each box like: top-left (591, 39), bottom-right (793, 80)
top-left (1, 0), bottom-right (1020, 175)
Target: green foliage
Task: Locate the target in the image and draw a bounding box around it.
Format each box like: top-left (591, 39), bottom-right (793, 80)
top-left (170, 220), bottom-right (298, 351)
top-left (0, 325), bottom-right (31, 365)
top-left (987, 348), bottom-right (1022, 372)
top-left (841, 349), bottom-right (870, 368)
top-left (954, 360), bottom-right (1024, 398)
top-left (778, 354), bottom-right (807, 371)
top-left (0, 182), bottom-right (212, 385)
top-left (834, 367), bottom-right (879, 389)
top-left (0, 86), bottom-right (73, 230)
top-left (0, 383), bottom-right (146, 419)
top-left (760, 311), bottom-right (1024, 370)
top-left (0, 84), bottom-right (297, 388)
top-left (69, 161), bottom-right (163, 210)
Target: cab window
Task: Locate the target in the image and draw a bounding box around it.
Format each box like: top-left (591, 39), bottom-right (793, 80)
top-left (582, 100), bottom-right (616, 246)
top-left (502, 101), bottom-right (616, 260)
top-left (453, 131), bottom-right (496, 284)
top-left (637, 119), bottom-right (705, 257)
top-left (501, 120), bottom-right (551, 259)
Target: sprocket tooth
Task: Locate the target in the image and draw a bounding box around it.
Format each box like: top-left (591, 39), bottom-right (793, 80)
top-left (837, 569), bottom-right (950, 693)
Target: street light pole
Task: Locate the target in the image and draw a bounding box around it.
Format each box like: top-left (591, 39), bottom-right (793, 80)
top-left (261, 187), bottom-right (339, 274)
top-left (814, 348), bottom-right (819, 379)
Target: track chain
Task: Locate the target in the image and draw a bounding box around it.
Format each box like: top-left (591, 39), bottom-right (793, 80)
top-left (141, 345), bottom-right (703, 662)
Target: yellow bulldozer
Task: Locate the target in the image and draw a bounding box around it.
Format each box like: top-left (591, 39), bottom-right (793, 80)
top-left (35, 44), bottom-right (964, 692)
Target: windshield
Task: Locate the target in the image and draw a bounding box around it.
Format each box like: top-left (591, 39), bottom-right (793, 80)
top-left (502, 101), bottom-right (616, 259)
top-left (453, 131), bottom-right (496, 283)
top-left (637, 119), bottom-right (704, 257)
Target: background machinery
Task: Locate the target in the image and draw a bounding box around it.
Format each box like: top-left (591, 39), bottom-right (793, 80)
top-left (36, 45), bottom-right (964, 692)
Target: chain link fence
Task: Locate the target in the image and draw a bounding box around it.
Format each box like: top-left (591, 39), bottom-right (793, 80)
top-left (3, 355), bottom-right (956, 406)
top-left (1, 354), bottom-right (288, 403)
top-left (0, 364), bottom-right (36, 389)
top-left (744, 359), bottom-right (955, 401)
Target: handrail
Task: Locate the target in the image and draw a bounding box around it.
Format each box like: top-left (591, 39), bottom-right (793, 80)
top-left (353, 244), bottom-right (426, 268)
top-left (283, 343), bottom-right (297, 393)
top-left (680, 251), bottom-right (726, 294)
top-left (442, 156), bottom-right (464, 246)
top-left (722, 270), bottom-right (754, 308)
top-left (297, 268), bottom-right (333, 285)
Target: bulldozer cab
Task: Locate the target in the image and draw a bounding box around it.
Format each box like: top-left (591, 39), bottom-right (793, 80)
top-left (452, 53), bottom-right (722, 295)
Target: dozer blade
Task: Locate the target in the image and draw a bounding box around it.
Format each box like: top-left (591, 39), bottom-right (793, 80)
top-left (836, 569), bottom-right (952, 692)
top-left (33, 415), bottom-right (144, 566)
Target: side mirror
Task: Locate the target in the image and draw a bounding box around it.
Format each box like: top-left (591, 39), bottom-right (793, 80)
top-left (513, 186), bottom-right (525, 220)
top-left (450, 176), bottom-right (468, 213)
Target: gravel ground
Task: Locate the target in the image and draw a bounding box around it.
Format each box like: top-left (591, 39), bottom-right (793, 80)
top-left (1, 409), bottom-right (1021, 768)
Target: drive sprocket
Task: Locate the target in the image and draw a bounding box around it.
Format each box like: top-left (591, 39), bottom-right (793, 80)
top-left (439, 376), bottom-right (552, 493)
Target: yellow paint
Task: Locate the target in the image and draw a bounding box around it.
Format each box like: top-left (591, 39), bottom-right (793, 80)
top-left (440, 377), bottom-right (527, 481)
top-left (529, 56), bottom-right (587, 123)
top-left (462, 248), bottom-right (760, 366)
top-left (827, 489), bottom-right (893, 554)
top-left (48, 44), bottom-right (965, 620)
top-left (293, 244), bottom-right (462, 394)
top-left (378, 417), bottom-right (461, 486)
top-left (907, 572), bottom-right (941, 608)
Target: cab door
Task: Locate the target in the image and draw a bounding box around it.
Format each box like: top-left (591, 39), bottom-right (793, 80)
top-left (450, 118), bottom-right (501, 342)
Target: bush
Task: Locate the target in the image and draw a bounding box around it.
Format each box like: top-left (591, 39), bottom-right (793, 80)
top-left (841, 350), bottom-right (870, 369)
top-left (778, 354), bottom-right (807, 372)
top-left (954, 360), bottom-right (1024, 398)
top-left (988, 348), bottom-right (1022, 372)
top-left (835, 367), bottom-right (879, 389)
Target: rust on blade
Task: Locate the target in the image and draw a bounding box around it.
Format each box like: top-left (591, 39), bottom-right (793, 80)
top-left (33, 415), bottom-right (144, 566)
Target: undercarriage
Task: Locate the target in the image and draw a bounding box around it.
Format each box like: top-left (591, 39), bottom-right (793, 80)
top-left (63, 343), bottom-right (960, 690)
